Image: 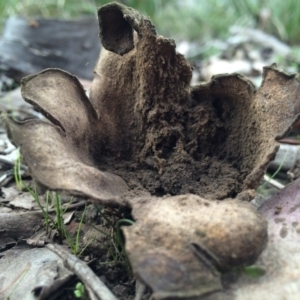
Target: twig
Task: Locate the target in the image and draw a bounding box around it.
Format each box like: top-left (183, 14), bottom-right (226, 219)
top-left (46, 200), bottom-right (86, 213)
top-left (46, 243), bottom-right (118, 300)
top-left (263, 174), bottom-right (285, 189)
top-left (85, 285), bottom-right (99, 300)
top-left (134, 280), bottom-right (146, 300)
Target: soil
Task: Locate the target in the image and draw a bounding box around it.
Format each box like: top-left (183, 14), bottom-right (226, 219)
top-left (66, 204), bottom-right (148, 300)
top-left (101, 156), bottom-right (240, 200)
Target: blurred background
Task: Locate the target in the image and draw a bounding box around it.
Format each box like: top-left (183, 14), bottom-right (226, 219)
top-left (1, 0), bottom-right (300, 44)
top-left (1, 0), bottom-right (300, 83)
top-left (0, 0), bottom-right (300, 87)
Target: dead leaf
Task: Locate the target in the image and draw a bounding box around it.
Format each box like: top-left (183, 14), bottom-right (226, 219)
top-left (217, 177), bottom-right (300, 300)
top-left (0, 187), bottom-right (20, 202)
top-left (9, 192), bottom-right (37, 210)
top-left (0, 247), bottom-right (73, 300)
top-left (63, 211), bottom-right (74, 225)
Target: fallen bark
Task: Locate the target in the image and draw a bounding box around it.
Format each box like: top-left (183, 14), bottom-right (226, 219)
top-left (0, 17), bottom-right (100, 81)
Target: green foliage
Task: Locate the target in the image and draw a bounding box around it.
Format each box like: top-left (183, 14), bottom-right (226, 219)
top-left (0, 0), bottom-right (174, 20)
top-left (230, 264), bottom-right (266, 278)
top-left (92, 205), bottom-right (134, 272)
top-left (0, 0), bottom-right (100, 20)
top-left (154, 1), bottom-right (240, 41)
top-left (242, 265), bottom-right (266, 278)
top-left (230, 0), bottom-right (300, 44)
top-left (30, 187), bottom-right (91, 255)
top-left (13, 149), bottom-right (22, 191)
top-left (13, 154), bottom-right (131, 266)
top-left (53, 191), bottom-right (64, 241)
top-left (74, 282), bottom-right (86, 299)
top-left (64, 203), bottom-right (94, 256)
top-left (113, 218), bottom-right (134, 268)
top-left (26, 185), bottom-right (55, 235)
top-left (14, 154), bottom-right (90, 255)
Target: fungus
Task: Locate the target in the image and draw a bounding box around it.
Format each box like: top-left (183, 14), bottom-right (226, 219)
top-left (2, 2), bottom-right (300, 298)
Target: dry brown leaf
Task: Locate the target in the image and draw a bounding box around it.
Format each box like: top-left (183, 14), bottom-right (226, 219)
top-left (212, 177), bottom-right (300, 300)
